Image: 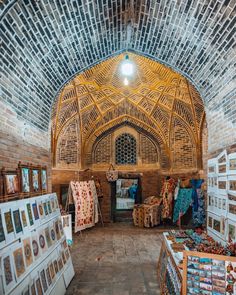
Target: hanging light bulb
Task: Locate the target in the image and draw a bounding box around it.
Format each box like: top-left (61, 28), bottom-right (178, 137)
top-left (124, 77), bottom-right (129, 86)
top-left (121, 55), bottom-right (134, 76)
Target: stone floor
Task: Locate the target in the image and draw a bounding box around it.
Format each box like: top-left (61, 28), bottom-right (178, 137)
top-left (66, 223), bottom-right (164, 295)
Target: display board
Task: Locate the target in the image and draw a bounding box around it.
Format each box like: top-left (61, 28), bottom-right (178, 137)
top-left (182, 250), bottom-right (236, 295)
top-left (0, 193), bottom-right (74, 295)
top-left (207, 151), bottom-right (236, 244)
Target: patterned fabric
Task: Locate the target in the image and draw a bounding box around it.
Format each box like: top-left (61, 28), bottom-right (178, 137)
top-left (160, 178), bottom-right (176, 196)
top-left (161, 178), bottom-right (176, 220)
top-left (192, 188), bottom-right (206, 227)
top-left (190, 179), bottom-right (204, 212)
top-left (173, 188), bottom-right (193, 223)
top-left (88, 180), bottom-right (99, 224)
top-left (71, 181), bottom-right (97, 232)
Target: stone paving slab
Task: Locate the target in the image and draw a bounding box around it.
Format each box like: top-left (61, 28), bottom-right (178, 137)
top-left (66, 223), bottom-right (162, 295)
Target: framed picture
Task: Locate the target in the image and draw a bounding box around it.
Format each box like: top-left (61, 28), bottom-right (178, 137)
top-left (2, 168), bottom-right (20, 200)
top-left (30, 166), bottom-right (41, 195)
top-left (18, 162), bottom-right (30, 196)
top-left (41, 167), bottom-right (47, 193)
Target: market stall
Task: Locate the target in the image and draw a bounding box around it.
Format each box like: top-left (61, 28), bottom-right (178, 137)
top-left (157, 230), bottom-right (236, 295)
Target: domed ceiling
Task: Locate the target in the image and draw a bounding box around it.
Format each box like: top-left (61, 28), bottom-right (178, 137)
top-left (51, 53), bottom-right (205, 170)
top-left (1, 0), bottom-right (235, 131)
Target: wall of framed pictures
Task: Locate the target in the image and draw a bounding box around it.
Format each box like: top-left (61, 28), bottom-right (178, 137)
top-left (0, 162), bottom-right (48, 202)
top-left (182, 250), bottom-right (236, 295)
top-left (0, 193), bottom-right (74, 295)
top-left (207, 150), bottom-right (236, 244)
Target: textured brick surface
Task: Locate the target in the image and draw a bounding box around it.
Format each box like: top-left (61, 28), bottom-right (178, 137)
top-left (1, 0), bottom-right (235, 147)
top-left (0, 101), bottom-right (52, 190)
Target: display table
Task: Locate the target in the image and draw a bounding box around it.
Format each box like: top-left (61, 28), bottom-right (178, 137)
top-left (157, 231), bottom-right (236, 295)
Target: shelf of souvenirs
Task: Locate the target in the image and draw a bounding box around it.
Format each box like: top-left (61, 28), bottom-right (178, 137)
top-left (162, 228), bottom-right (236, 277)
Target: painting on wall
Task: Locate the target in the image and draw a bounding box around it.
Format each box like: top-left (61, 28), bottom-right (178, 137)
top-left (19, 163), bottom-right (30, 194)
top-left (41, 168), bottom-right (47, 192)
top-left (2, 169), bottom-right (20, 197)
top-left (31, 167), bottom-right (41, 193)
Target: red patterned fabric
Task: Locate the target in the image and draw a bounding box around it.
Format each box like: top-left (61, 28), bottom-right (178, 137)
top-left (70, 181), bottom-right (95, 232)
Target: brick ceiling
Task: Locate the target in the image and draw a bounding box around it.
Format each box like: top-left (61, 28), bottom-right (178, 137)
top-left (1, 0), bottom-right (236, 131)
top-left (52, 53), bottom-right (205, 153)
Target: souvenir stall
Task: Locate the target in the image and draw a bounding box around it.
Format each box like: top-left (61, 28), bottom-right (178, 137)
top-left (0, 194), bottom-right (74, 295)
top-left (0, 163), bottom-right (74, 295)
top-left (157, 150), bottom-right (236, 295)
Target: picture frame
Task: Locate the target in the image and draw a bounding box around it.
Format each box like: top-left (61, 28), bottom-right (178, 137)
top-left (18, 162), bottom-right (31, 197)
top-left (30, 166), bottom-right (41, 196)
top-left (1, 168), bottom-right (20, 201)
top-left (41, 167), bottom-right (48, 193)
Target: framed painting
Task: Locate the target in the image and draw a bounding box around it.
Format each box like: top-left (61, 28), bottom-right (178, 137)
top-left (30, 166), bottom-right (41, 195)
top-left (2, 168), bottom-right (20, 200)
top-left (18, 162), bottom-right (30, 196)
top-left (41, 167), bottom-right (47, 193)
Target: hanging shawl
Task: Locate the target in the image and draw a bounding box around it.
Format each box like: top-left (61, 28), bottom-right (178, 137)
top-left (190, 179), bottom-right (204, 212)
top-left (173, 188), bottom-right (193, 223)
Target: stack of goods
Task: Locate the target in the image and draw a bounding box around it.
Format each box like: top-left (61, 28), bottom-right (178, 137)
top-left (166, 229), bottom-right (236, 257)
top-left (132, 196), bottom-right (162, 228)
top-left (69, 180), bottom-right (98, 232)
top-left (184, 254), bottom-right (236, 295)
top-left (132, 204), bottom-right (144, 227)
top-left (0, 193), bottom-right (74, 295)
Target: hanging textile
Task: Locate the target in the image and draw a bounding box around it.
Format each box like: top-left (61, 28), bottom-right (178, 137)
top-left (173, 188), bottom-right (193, 223)
top-left (70, 181), bottom-right (96, 232)
top-left (190, 179), bottom-right (204, 212)
top-left (192, 188), bottom-right (206, 227)
top-left (161, 178), bottom-right (176, 220)
top-left (88, 180), bottom-right (99, 224)
top-left (174, 179), bottom-right (180, 200)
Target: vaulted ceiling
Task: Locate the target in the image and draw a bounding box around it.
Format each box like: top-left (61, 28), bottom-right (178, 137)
top-left (52, 53), bottom-right (205, 169)
top-left (1, 0), bottom-right (235, 131)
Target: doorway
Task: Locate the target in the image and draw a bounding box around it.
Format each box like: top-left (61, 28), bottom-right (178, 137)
top-left (111, 174), bottom-right (142, 222)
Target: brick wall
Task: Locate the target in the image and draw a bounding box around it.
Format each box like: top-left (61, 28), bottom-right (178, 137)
top-left (1, 0), bottom-right (235, 132)
top-left (0, 101), bottom-right (52, 191)
top-left (52, 168), bottom-right (201, 222)
top-left (206, 91), bottom-right (236, 153)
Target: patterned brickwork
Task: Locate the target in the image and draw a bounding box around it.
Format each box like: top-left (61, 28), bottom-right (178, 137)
top-left (140, 134), bottom-right (158, 164)
top-left (52, 54), bottom-right (204, 171)
top-left (94, 134), bottom-right (112, 164)
top-left (171, 118), bottom-right (197, 169)
top-left (56, 118), bottom-right (80, 168)
top-left (0, 0), bottom-right (235, 144)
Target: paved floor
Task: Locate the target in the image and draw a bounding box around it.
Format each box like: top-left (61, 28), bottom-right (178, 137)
top-left (66, 223), bottom-right (163, 295)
